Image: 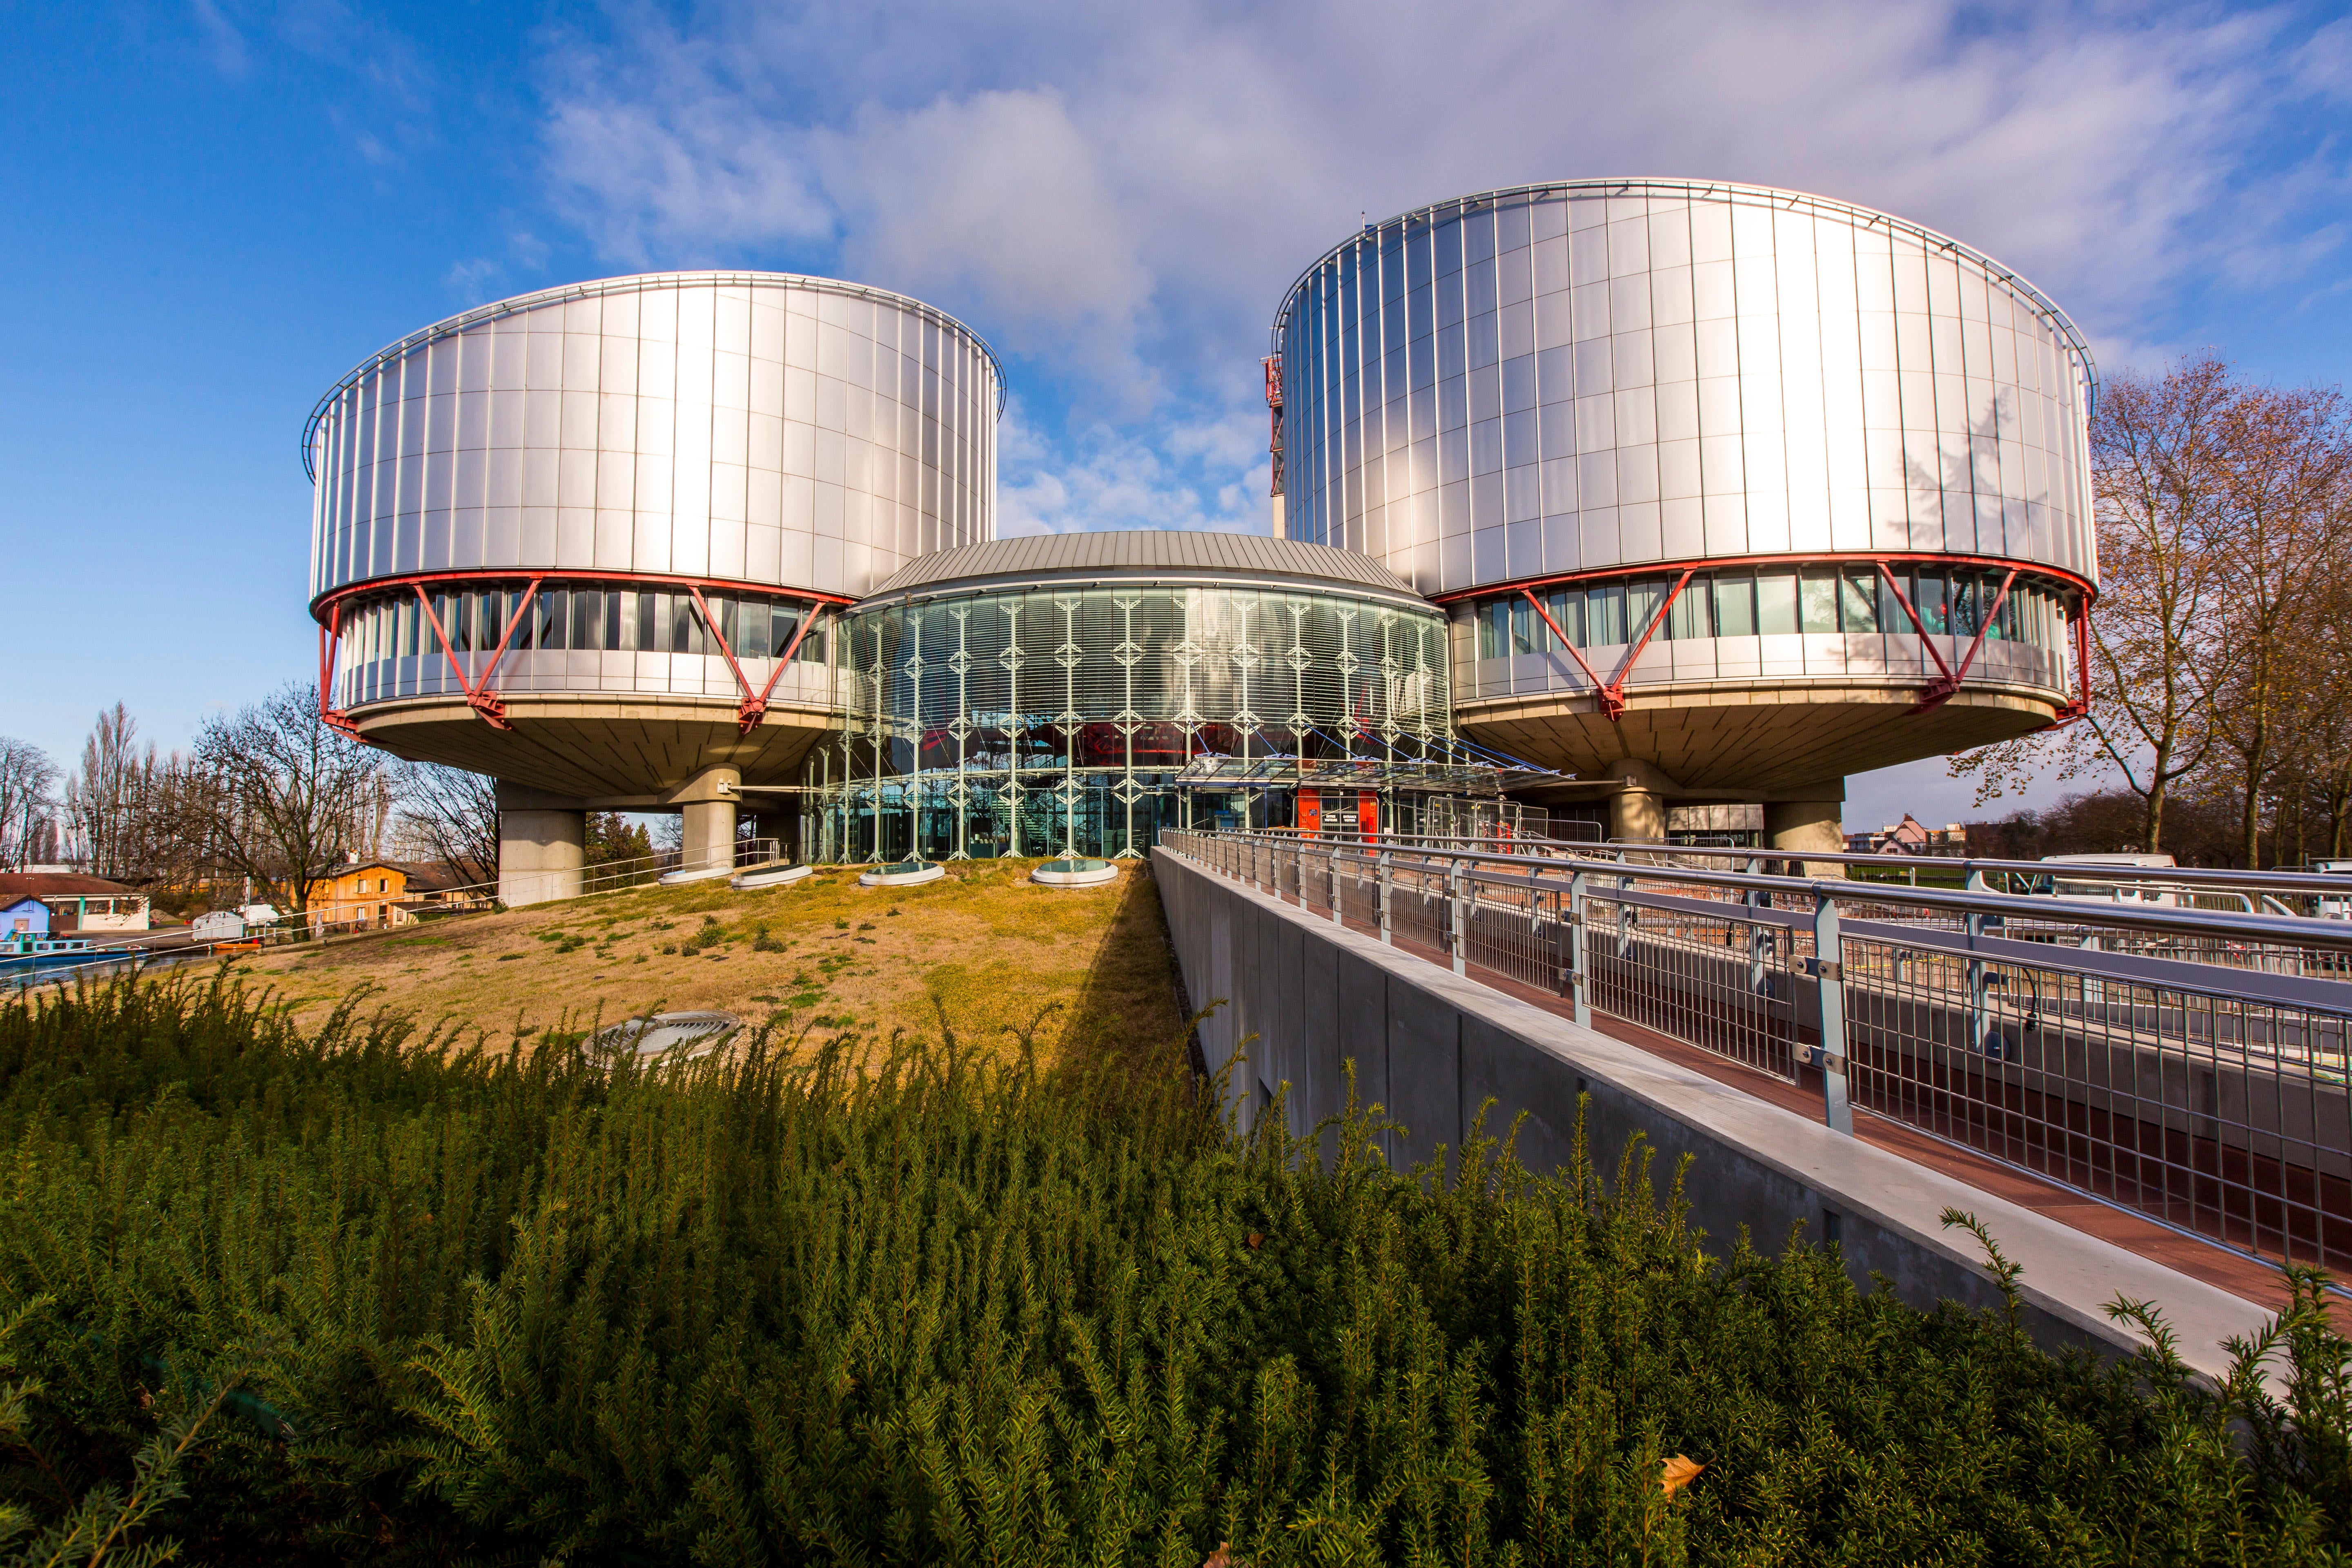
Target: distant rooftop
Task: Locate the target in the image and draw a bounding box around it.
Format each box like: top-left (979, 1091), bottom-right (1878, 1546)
top-left (863, 530), bottom-right (1428, 606)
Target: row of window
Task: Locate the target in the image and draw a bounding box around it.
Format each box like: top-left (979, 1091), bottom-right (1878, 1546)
top-left (336, 585), bottom-right (829, 666)
top-left (1475, 566), bottom-right (2071, 658)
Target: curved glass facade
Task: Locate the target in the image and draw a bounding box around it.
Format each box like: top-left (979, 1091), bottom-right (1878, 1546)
top-left (308, 272), bottom-right (1001, 626)
top-left (1460, 559), bottom-right (2076, 702)
top-left (1273, 181), bottom-right (2096, 613)
top-left (325, 577), bottom-right (833, 708)
top-left (808, 581), bottom-right (1452, 861)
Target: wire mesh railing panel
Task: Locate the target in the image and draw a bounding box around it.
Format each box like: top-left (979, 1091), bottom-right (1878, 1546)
top-left (1337, 855), bottom-right (1381, 928)
top-left (1839, 931), bottom-right (2352, 1271)
top-left (1582, 885), bottom-right (1805, 1081)
top-left (1463, 874), bottom-right (1561, 995)
top-left (1300, 845), bottom-right (1332, 915)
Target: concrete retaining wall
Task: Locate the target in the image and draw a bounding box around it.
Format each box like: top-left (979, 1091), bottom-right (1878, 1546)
top-left (1153, 847), bottom-right (2275, 1376)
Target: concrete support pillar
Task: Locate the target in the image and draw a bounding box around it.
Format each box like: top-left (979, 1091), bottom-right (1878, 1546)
top-left (670, 764), bottom-right (740, 874)
top-left (1607, 760), bottom-right (1675, 843)
top-left (496, 783), bottom-right (586, 907)
top-left (1765, 783), bottom-right (1846, 878)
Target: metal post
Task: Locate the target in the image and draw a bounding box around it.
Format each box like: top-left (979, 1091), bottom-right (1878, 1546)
top-left (1812, 892), bottom-right (1853, 1134)
top-left (1330, 849), bottom-right (1343, 925)
top-left (1448, 858), bottom-right (1468, 976)
top-left (1378, 849), bottom-right (1394, 945)
top-left (1568, 869), bottom-right (1590, 1028)
top-left (1964, 866), bottom-right (1992, 1057)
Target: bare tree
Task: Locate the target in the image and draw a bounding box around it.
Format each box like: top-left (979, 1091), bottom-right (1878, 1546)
top-left (393, 762), bottom-right (499, 886)
top-left (1950, 356), bottom-right (2239, 851)
top-left (65, 704), bottom-right (150, 880)
top-left (192, 683), bottom-right (388, 913)
top-left (2202, 383), bottom-right (2351, 866)
top-left (0, 739), bottom-right (60, 870)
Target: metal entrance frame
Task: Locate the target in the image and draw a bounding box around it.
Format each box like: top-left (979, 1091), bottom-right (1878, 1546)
top-left (1165, 828), bottom-right (2352, 1278)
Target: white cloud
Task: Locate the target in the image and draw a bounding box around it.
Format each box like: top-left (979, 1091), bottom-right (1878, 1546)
top-left (997, 402), bottom-right (1274, 538)
top-left (530, 0), bottom-right (2351, 528)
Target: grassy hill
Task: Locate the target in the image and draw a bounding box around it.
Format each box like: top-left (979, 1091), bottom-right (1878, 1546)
top-left (236, 857), bottom-right (1184, 1071)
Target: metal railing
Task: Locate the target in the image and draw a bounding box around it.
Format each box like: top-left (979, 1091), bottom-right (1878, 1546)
top-left (1163, 828), bottom-right (2352, 1276)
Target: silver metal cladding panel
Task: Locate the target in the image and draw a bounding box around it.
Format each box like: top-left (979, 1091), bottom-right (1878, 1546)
top-left (306, 272), bottom-right (1002, 604)
top-left (866, 529), bottom-right (1426, 606)
top-left (1273, 182), bottom-right (2099, 599)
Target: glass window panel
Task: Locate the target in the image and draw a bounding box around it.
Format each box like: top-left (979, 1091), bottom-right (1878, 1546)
top-left (1915, 572), bottom-right (1950, 636)
top-left (1670, 575), bottom-right (1713, 640)
top-left (1792, 571), bottom-right (1833, 634)
top-left (1624, 578), bottom-right (1662, 641)
top-left (1722, 572), bottom-right (1766, 637)
top-left (1842, 570), bottom-right (1880, 633)
top-left (572, 588), bottom-right (601, 650)
top-left (1876, 571), bottom-right (1907, 632)
top-left (1588, 582), bottom-right (1626, 644)
top-left (537, 588), bottom-right (567, 651)
top-left (743, 598), bottom-right (773, 658)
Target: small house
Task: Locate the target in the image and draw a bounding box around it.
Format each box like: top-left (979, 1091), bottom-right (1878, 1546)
top-left (304, 860), bottom-right (416, 932)
top-left (2, 896), bottom-right (47, 937)
top-left (0, 873), bottom-right (150, 933)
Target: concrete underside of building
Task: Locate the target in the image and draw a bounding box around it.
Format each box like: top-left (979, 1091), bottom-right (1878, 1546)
top-left (1459, 680), bottom-right (2060, 793)
top-left (351, 695), bottom-right (833, 805)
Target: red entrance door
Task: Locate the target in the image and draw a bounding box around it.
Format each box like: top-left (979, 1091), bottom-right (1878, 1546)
top-left (1358, 792), bottom-right (1379, 843)
top-left (1297, 793), bottom-right (1323, 835)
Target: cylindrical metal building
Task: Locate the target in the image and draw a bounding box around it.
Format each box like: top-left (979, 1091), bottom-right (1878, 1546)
top-left (1270, 180), bottom-right (2097, 847)
top-left (306, 271), bottom-right (1002, 899)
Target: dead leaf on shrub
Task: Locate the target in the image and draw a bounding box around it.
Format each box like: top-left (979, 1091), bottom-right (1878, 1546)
top-left (1202, 1544), bottom-right (1235, 1568)
top-left (1245, 1232), bottom-right (1263, 1250)
top-left (1660, 1454), bottom-right (1704, 1496)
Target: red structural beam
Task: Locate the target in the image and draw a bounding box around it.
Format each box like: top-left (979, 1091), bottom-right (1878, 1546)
top-left (316, 599), bottom-right (361, 739)
top-left (412, 577), bottom-right (542, 730)
top-left (1513, 571), bottom-right (1693, 723)
top-left (310, 567), bottom-right (856, 626)
top-left (1428, 550), bottom-right (2096, 608)
top-left (686, 585), bottom-right (829, 734)
top-left (1471, 552), bottom-right (2094, 724)
top-left (1913, 566), bottom-right (2018, 713)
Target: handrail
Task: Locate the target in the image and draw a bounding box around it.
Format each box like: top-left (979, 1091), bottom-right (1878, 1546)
top-left (1178, 829), bottom-right (2352, 953)
top-left (1285, 826), bottom-right (2352, 898)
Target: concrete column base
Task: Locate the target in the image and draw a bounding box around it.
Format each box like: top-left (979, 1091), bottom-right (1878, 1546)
top-left (670, 764), bottom-right (742, 874)
top-left (1765, 786), bottom-right (1846, 878)
top-left (497, 793), bottom-right (587, 908)
top-left (1606, 759), bottom-right (1675, 843)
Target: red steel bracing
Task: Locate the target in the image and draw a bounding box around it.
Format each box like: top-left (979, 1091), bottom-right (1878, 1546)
top-left (1263, 356), bottom-right (1285, 499)
top-left (1519, 588), bottom-right (1610, 699)
top-left (1872, 561), bottom-right (1958, 694)
top-left (686, 586), bottom-right (827, 734)
top-left (1912, 567), bottom-right (2019, 713)
top-left (309, 567), bottom-right (857, 627)
top-left (2047, 597), bottom-right (2096, 727)
top-left (316, 601), bottom-right (361, 739)
top-left (1610, 569), bottom-right (1695, 720)
top-left (1518, 570), bottom-right (1692, 722)
top-left (316, 568), bottom-right (857, 734)
top-left (1427, 548), bottom-right (2097, 609)
top-left (414, 577), bottom-right (543, 731)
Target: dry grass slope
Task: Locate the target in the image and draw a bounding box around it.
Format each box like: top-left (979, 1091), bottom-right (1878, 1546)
top-left (235, 858), bottom-right (1185, 1072)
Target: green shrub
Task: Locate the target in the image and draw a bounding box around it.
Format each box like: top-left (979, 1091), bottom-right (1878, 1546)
top-left (0, 973), bottom-right (2345, 1565)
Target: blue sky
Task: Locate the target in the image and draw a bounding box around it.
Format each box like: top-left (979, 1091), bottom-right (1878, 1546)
top-left (4, 0), bottom-right (2349, 829)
